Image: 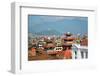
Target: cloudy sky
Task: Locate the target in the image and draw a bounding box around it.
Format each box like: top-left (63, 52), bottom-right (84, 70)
top-left (28, 15), bottom-right (88, 35)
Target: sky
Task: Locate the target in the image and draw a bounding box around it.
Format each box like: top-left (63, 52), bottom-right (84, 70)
top-left (28, 15), bottom-right (88, 35)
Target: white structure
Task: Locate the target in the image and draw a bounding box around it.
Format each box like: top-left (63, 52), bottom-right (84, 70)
top-left (72, 44), bottom-right (88, 59)
top-left (47, 46), bottom-right (63, 53)
top-left (54, 46), bottom-right (63, 51)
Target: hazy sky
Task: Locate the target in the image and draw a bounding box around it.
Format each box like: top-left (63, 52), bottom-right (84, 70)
top-left (28, 15), bottom-right (88, 35)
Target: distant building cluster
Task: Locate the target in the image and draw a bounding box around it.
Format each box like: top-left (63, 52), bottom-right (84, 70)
top-left (28, 32), bottom-right (88, 61)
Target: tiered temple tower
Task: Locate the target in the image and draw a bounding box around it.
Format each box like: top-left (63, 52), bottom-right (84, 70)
top-left (62, 32), bottom-right (74, 50)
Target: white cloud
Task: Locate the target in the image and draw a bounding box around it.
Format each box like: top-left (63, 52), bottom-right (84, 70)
top-left (40, 16), bottom-right (66, 22)
top-left (39, 16), bottom-right (87, 22)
